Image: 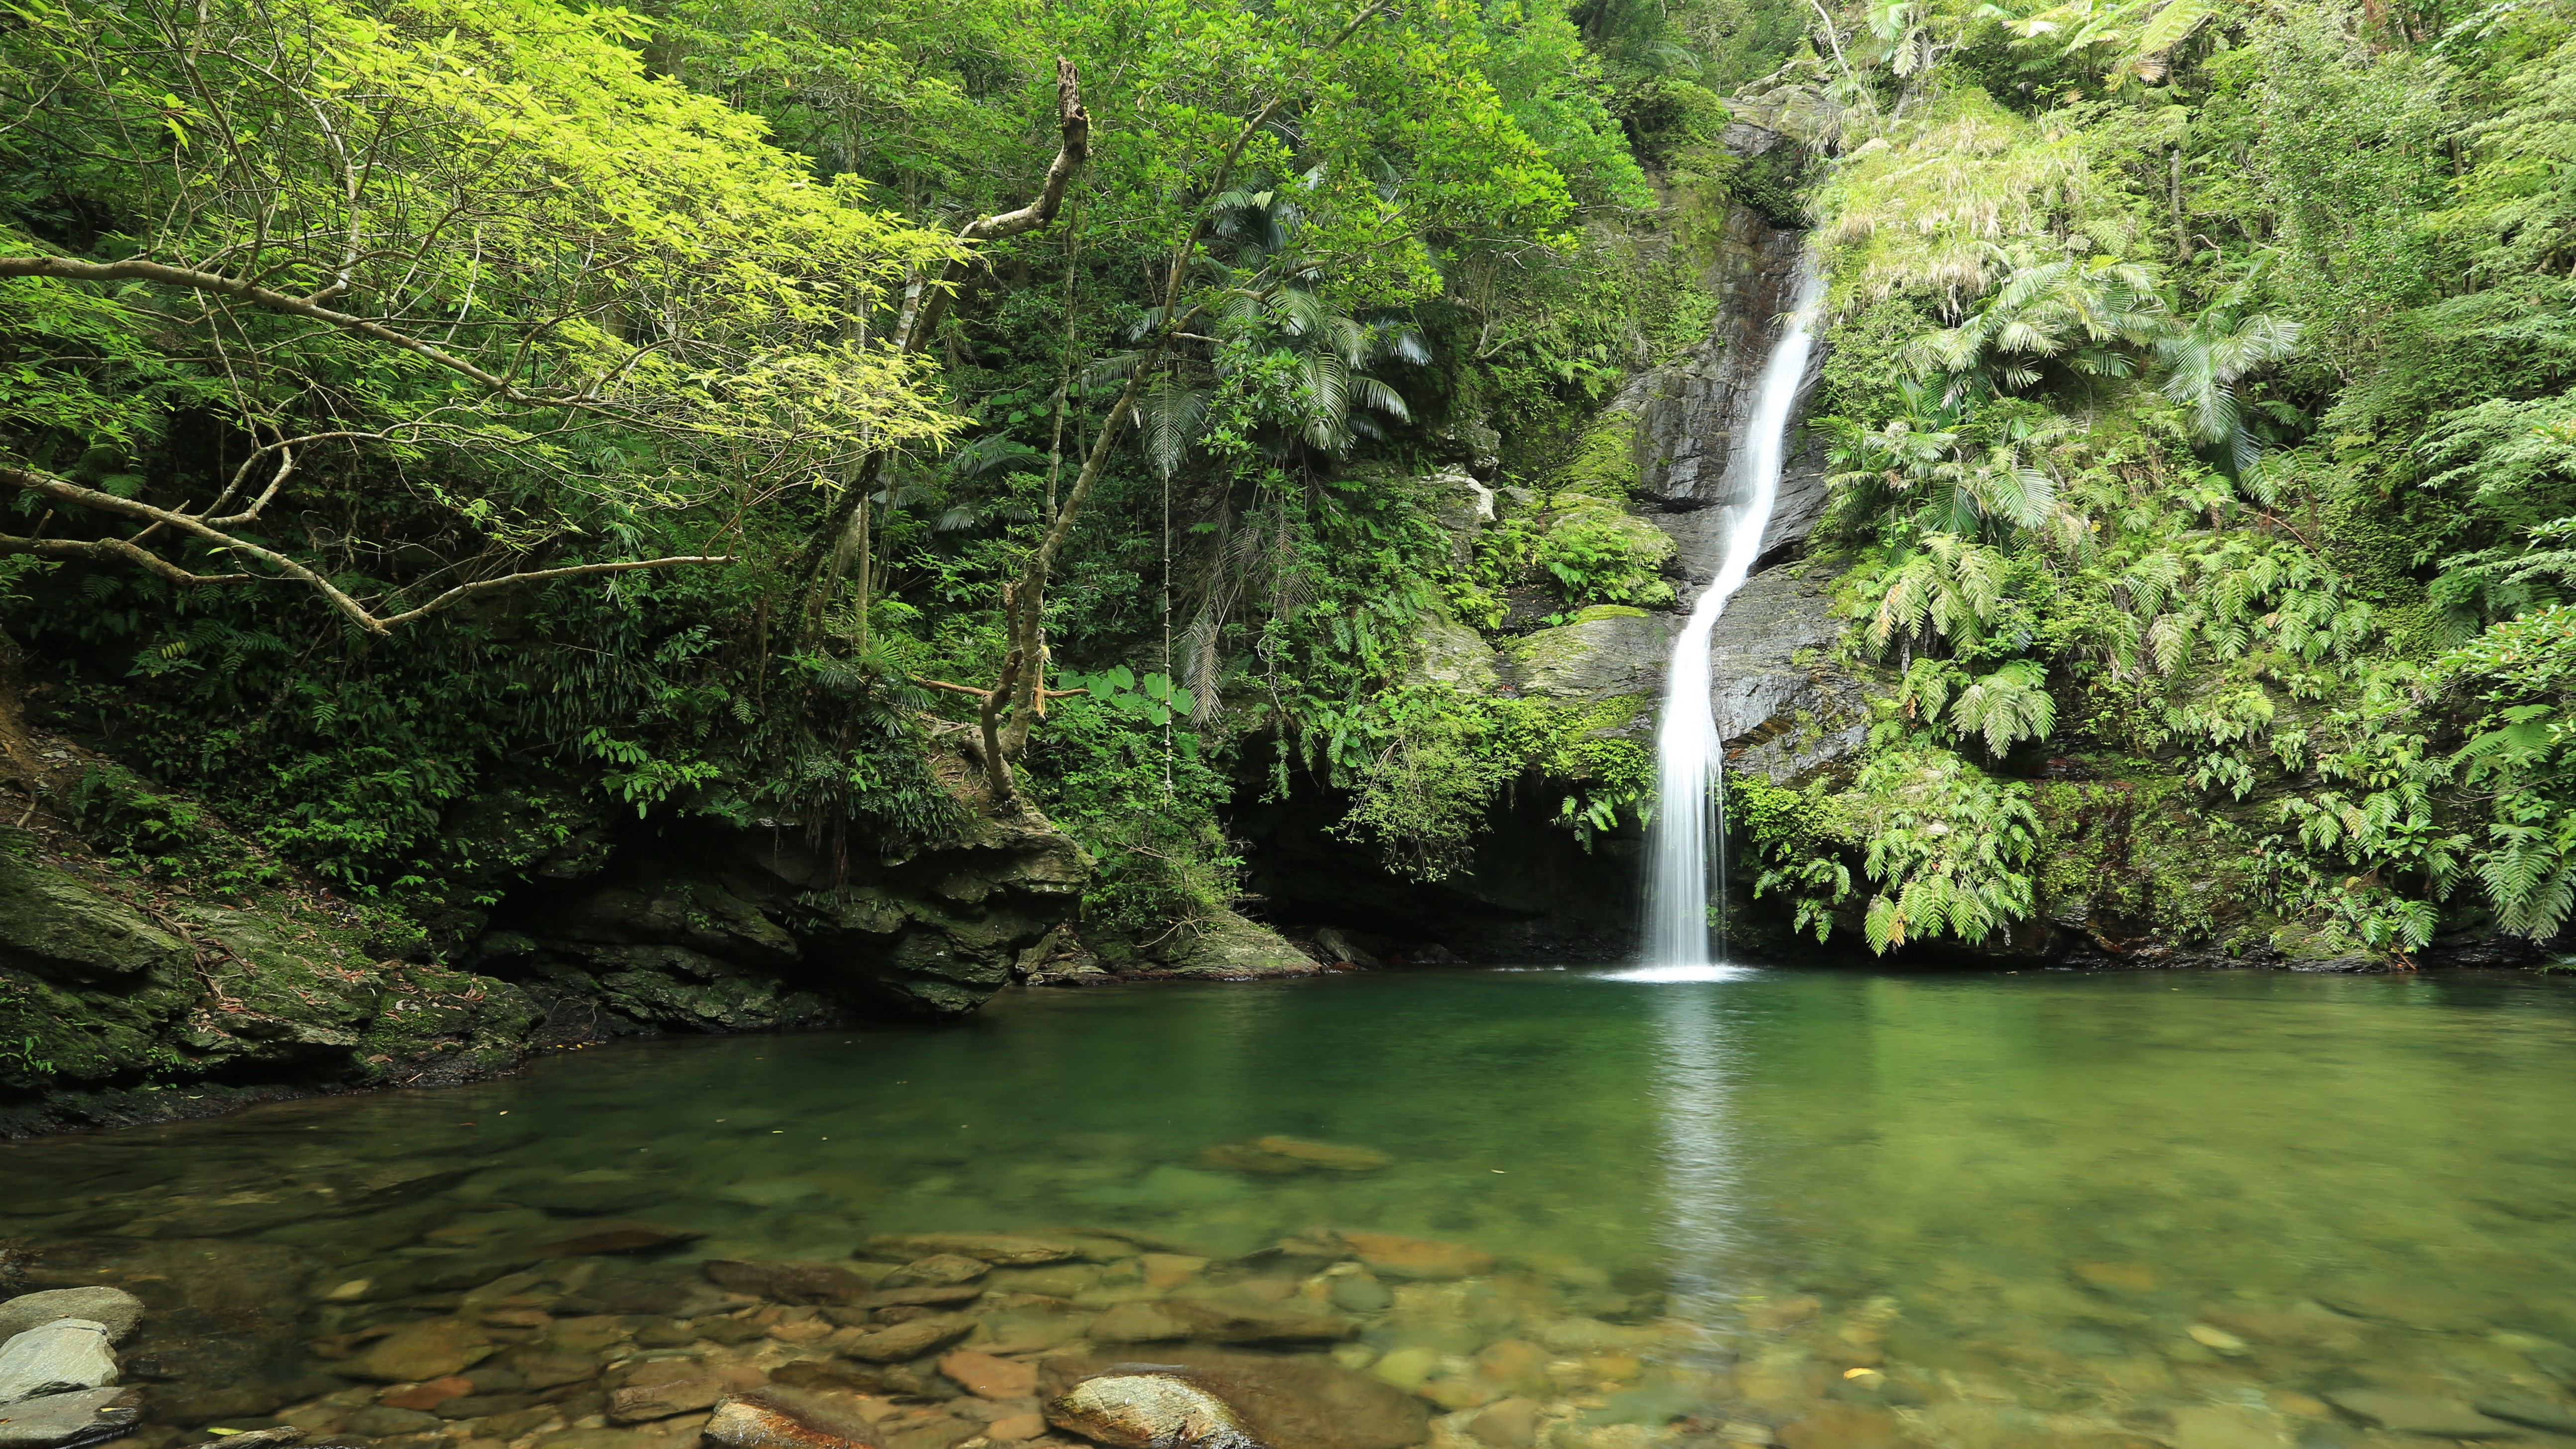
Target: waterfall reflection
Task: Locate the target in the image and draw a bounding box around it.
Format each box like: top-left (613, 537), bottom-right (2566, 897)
top-left (1651, 982), bottom-right (1745, 1356)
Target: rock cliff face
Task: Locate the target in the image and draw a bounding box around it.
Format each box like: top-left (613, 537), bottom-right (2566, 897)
top-left (0, 750), bottom-right (1119, 1134)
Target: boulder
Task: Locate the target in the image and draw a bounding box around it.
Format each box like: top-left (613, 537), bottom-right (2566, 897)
top-left (1162, 913), bottom-right (1322, 978)
top-left (0, 853), bottom-right (186, 983)
top-left (1423, 467), bottom-right (1497, 567)
top-left (0, 1293), bottom-right (142, 1346)
top-left (1310, 927), bottom-right (1382, 968)
top-left (1412, 613), bottom-right (1502, 694)
top-left (0, 1386), bottom-right (144, 1449)
top-left (1508, 611), bottom-right (1673, 701)
top-left (1049, 1371), bottom-right (1256, 1449)
top-left (0, 1322), bottom-right (116, 1406)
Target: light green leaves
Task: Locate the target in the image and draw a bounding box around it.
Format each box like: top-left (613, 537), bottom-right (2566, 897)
top-left (1065, 665), bottom-right (1197, 727)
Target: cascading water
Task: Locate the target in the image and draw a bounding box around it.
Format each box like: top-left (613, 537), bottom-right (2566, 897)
top-left (1635, 256), bottom-right (1825, 976)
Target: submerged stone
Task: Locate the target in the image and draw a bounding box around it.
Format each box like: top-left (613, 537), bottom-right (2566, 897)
top-left (842, 1317), bottom-right (972, 1363)
top-left (1339, 1231), bottom-right (1495, 1281)
top-left (2476, 1397), bottom-right (2576, 1436)
top-left (2322, 1390), bottom-right (2523, 1437)
top-left (884, 1255), bottom-right (989, 1288)
top-left (346, 1318), bottom-right (495, 1383)
top-left (1200, 1137), bottom-right (1392, 1175)
top-left (702, 1260), bottom-right (876, 1305)
top-left (937, 1351), bottom-right (1036, 1401)
top-left (1048, 1349), bottom-right (1430, 1449)
top-left (862, 1234), bottom-right (1081, 1266)
top-left (706, 1393), bottom-right (878, 1449)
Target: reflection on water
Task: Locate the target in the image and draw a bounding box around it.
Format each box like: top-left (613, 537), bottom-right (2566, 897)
top-left (1649, 984), bottom-right (1743, 1359)
top-left (2, 968), bottom-right (2574, 1449)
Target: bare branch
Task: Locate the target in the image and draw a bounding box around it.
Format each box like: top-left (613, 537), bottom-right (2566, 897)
top-left (370, 556), bottom-right (732, 629)
top-left (0, 461), bottom-right (725, 633)
top-left (0, 530), bottom-right (251, 586)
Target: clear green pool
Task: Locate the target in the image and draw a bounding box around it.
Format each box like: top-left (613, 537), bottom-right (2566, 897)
top-left (5, 967), bottom-right (2574, 1449)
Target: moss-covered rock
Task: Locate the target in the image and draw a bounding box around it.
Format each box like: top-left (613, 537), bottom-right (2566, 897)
top-left (0, 843), bottom-right (186, 984)
top-left (1162, 912), bottom-right (1323, 978)
top-left (1410, 612), bottom-right (1502, 693)
top-left (1508, 612), bottom-right (1675, 700)
top-left (1551, 411), bottom-right (1643, 502)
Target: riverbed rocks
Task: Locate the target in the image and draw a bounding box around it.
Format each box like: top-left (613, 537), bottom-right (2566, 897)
top-left (0, 1286), bottom-right (144, 1449)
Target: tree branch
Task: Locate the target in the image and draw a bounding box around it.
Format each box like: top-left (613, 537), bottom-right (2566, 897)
top-left (892, 57), bottom-right (1092, 355)
top-left (370, 557), bottom-right (732, 630)
top-left (0, 461), bottom-right (723, 633)
top-left (0, 531), bottom-right (251, 586)
top-left (0, 254), bottom-right (594, 407)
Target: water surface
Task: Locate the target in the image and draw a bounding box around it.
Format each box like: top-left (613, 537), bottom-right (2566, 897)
top-left (6, 967), bottom-right (2574, 1447)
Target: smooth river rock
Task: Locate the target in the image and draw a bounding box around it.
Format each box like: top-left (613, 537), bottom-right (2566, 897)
top-left (345, 1318), bottom-right (495, 1383)
top-left (0, 1295), bottom-right (141, 1346)
top-left (0, 1322), bottom-right (117, 1406)
top-left (1046, 1350), bottom-right (1430, 1449)
top-left (0, 1385), bottom-right (144, 1449)
top-left (705, 1394), bottom-right (872, 1449)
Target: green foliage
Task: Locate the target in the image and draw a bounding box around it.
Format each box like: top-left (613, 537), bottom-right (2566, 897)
top-left (1322, 685), bottom-right (1653, 882)
top-left (1751, 746), bottom-right (2041, 952)
top-left (1535, 508), bottom-right (1679, 611)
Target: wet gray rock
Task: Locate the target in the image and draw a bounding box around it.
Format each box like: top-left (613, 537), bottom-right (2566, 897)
top-left (0, 1385), bottom-right (143, 1448)
top-left (0, 1293), bottom-right (141, 1346)
top-left (0, 852), bottom-right (187, 984)
top-left (0, 1321), bottom-right (117, 1406)
top-left (485, 809), bottom-right (1092, 1020)
top-left (1623, 211), bottom-right (1821, 572)
top-left (1423, 466), bottom-right (1497, 567)
top-left (1704, 564), bottom-right (1866, 786)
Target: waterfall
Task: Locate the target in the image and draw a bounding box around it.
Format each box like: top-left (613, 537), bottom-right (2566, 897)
top-left (1635, 256), bottom-right (1825, 975)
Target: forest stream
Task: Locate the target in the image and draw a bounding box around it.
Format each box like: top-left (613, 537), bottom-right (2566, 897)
top-left (5, 969), bottom-right (2576, 1449)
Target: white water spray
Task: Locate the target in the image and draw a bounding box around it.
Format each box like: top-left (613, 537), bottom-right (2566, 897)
top-left (1635, 257), bottom-right (1825, 976)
